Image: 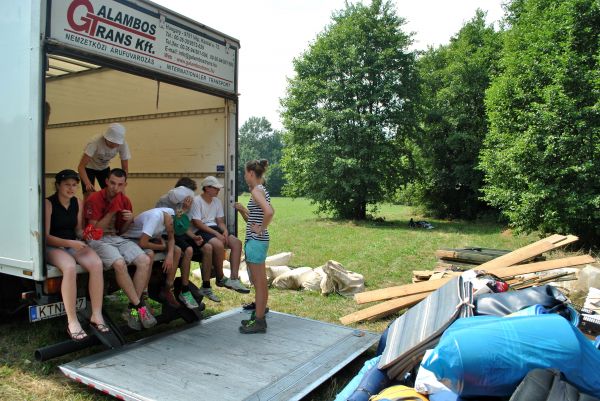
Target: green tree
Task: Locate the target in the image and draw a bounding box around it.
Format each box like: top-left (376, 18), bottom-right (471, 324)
top-left (238, 116), bottom-right (285, 196)
top-left (480, 0), bottom-right (600, 244)
top-left (280, 0), bottom-right (418, 219)
top-left (414, 10), bottom-right (502, 219)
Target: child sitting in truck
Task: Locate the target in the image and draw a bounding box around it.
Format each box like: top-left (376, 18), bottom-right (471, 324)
top-left (191, 176), bottom-right (249, 298)
top-left (45, 169), bottom-right (109, 341)
top-left (156, 180), bottom-right (216, 304)
top-left (122, 207), bottom-right (200, 310)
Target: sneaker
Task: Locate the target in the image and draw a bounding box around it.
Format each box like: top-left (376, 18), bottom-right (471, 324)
top-left (215, 277), bottom-right (229, 287)
top-left (126, 308), bottom-right (142, 331)
top-left (137, 305), bottom-right (157, 329)
top-left (198, 287), bottom-right (221, 303)
top-left (188, 285), bottom-right (203, 300)
top-left (242, 302), bottom-right (270, 314)
top-left (239, 317), bottom-right (267, 334)
top-left (159, 287), bottom-right (180, 309)
top-left (178, 291), bottom-right (200, 309)
top-left (224, 278), bottom-right (250, 294)
top-left (141, 292), bottom-right (155, 315)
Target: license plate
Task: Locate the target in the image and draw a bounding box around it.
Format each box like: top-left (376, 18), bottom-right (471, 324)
top-left (29, 297), bottom-right (87, 322)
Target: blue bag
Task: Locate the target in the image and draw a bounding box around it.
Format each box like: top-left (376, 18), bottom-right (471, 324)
top-left (423, 314), bottom-right (600, 397)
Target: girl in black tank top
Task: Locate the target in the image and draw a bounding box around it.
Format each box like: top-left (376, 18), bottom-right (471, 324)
top-left (45, 169), bottom-right (108, 341)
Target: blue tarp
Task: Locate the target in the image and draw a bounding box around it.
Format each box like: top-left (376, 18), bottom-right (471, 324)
top-left (423, 314), bottom-right (600, 397)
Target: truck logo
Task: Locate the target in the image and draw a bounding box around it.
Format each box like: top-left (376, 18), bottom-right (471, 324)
top-left (66, 0), bottom-right (157, 54)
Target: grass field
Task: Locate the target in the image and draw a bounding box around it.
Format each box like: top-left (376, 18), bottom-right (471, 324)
top-left (0, 196), bottom-right (543, 400)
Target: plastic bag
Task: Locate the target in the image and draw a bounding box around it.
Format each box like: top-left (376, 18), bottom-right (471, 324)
top-left (423, 314), bottom-right (600, 397)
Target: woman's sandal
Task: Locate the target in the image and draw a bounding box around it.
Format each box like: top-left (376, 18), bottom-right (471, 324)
top-left (90, 321), bottom-right (111, 334)
top-left (67, 327), bottom-right (88, 342)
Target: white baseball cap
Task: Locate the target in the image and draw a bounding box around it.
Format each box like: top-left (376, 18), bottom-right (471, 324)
top-left (201, 176), bottom-right (223, 189)
top-left (103, 123), bottom-right (126, 145)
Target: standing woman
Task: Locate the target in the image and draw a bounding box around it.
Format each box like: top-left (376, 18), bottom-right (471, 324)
top-left (235, 159), bottom-right (274, 334)
top-left (45, 169), bottom-right (108, 341)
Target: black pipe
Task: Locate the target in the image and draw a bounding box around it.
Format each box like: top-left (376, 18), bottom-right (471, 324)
top-left (35, 336), bottom-right (101, 362)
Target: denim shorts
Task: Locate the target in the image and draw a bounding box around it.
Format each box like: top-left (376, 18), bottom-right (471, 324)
top-left (244, 239), bottom-right (269, 264)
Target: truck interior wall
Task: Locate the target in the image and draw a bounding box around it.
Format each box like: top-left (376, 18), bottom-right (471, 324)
top-left (45, 68), bottom-right (228, 212)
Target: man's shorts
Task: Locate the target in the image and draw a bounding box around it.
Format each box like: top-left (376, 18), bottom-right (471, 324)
top-left (83, 167), bottom-right (110, 193)
top-left (88, 235), bottom-right (146, 270)
top-left (244, 239), bottom-right (269, 264)
top-left (164, 234), bottom-right (204, 262)
top-left (196, 226), bottom-right (237, 245)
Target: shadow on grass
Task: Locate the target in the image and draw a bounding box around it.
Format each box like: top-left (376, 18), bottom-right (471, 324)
top-left (315, 215), bottom-right (507, 236)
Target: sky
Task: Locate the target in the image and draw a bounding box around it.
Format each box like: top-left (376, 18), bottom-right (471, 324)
top-left (153, 0), bottom-right (505, 130)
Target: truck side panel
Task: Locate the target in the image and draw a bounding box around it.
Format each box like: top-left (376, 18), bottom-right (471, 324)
top-left (0, 0), bottom-right (43, 279)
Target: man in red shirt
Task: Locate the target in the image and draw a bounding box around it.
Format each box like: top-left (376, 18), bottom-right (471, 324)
top-left (84, 168), bottom-right (156, 330)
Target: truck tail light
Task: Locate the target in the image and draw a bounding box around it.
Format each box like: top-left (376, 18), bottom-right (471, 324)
top-left (44, 278), bottom-right (62, 295)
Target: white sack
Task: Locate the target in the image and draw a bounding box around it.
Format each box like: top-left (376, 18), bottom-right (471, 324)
top-left (302, 267), bottom-right (325, 292)
top-left (272, 267), bottom-right (312, 290)
top-left (266, 252), bottom-right (293, 267)
top-left (321, 260), bottom-right (364, 297)
top-left (266, 265), bottom-right (292, 285)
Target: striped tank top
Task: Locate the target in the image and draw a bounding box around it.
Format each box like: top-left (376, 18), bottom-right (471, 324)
top-left (245, 184), bottom-right (271, 242)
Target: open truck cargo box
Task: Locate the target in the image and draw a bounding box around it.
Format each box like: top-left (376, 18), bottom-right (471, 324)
top-left (1, 0), bottom-right (240, 321)
top-left (60, 309), bottom-right (379, 401)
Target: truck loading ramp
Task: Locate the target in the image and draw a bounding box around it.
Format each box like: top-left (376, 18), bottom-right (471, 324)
top-left (60, 308), bottom-right (378, 400)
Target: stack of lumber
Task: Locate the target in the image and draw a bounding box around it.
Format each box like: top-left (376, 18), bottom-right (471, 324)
top-left (433, 247), bottom-right (545, 274)
top-left (341, 234), bottom-right (595, 325)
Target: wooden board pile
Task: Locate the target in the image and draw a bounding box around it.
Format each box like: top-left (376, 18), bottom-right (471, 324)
top-left (340, 234), bottom-right (596, 325)
top-left (431, 247), bottom-right (544, 276)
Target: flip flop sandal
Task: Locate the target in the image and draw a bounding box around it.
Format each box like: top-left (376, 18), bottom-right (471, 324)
top-left (67, 327), bottom-right (88, 342)
top-left (90, 322), bottom-right (111, 333)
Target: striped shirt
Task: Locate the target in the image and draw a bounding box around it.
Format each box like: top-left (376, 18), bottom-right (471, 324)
top-left (245, 185), bottom-right (271, 242)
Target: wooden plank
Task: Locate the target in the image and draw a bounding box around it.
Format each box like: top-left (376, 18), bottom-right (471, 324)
top-left (356, 235), bottom-right (570, 305)
top-left (476, 234), bottom-right (567, 270)
top-left (346, 254), bottom-right (593, 325)
top-left (489, 254), bottom-right (595, 278)
top-left (354, 277), bottom-right (453, 305)
top-left (341, 293), bottom-right (429, 325)
top-left (551, 234), bottom-right (579, 249)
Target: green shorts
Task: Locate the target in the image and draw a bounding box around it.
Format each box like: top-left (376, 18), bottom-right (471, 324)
top-left (245, 239), bottom-right (269, 264)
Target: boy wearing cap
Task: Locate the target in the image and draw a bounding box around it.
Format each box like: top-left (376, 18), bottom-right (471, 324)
top-left (156, 182), bottom-right (215, 304)
top-left (190, 176), bottom-right (249, 296)
top-left (78, 123), bottom-right (131, 196)
top-left (84, 168), bottom-right (156, 330)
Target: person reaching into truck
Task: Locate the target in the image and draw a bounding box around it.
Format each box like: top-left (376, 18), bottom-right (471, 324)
top-left (190, 176), bottom-right (250, 299)
top-left (45, 169), bottom-right (109, 341)
top-left (156, 184), bottom-right (209, 307)
top-left (84, 168), bottom-right (156, 330)
top-left (235, 160), bottom-right (274, 334)
top-left (78, 123), bottom-right (131, 197)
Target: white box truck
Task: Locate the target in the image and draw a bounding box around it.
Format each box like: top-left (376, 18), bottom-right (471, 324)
top-left (0, 4), bottom-right (381, 398)
top-left (0, 0), bottom-right (240, 329)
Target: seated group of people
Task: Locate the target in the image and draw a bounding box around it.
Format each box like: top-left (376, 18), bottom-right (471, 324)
top-left (47, 124), bottom-right (251, 341)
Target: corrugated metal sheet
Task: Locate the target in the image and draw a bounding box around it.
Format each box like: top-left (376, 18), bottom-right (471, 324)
top-left (378, 277), bottom-right (473, 379)
top-left (60, 309), bottom-right (378, 401)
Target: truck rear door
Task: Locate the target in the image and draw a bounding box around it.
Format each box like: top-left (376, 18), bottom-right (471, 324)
top-left (0, 0), bottom-right (45, 280)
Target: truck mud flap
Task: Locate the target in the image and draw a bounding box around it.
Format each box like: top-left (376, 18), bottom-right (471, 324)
top-left (60, 309), bottom-right (379, 401)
